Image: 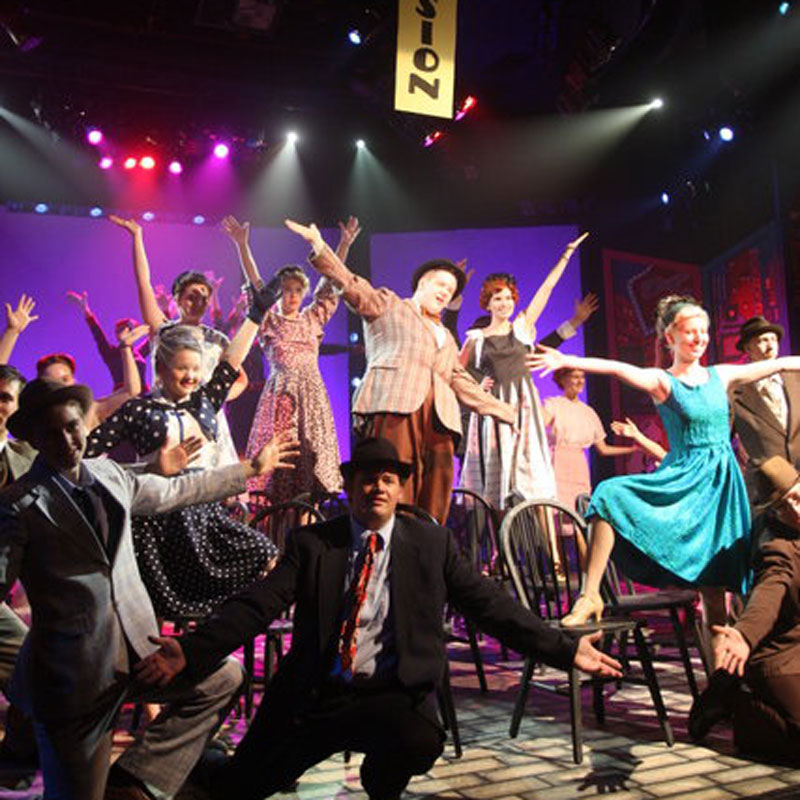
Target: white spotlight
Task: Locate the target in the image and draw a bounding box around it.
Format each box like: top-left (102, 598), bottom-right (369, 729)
top-left (649, 97), bottom-right (664, 110)
top-left (356, 139), bottom-right (366, 150)
top-left (287, 131), bottom-right (299, 145)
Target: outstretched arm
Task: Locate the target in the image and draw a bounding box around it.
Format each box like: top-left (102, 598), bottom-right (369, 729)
top-left (222, 215), bottom-right (264, 288)
top-left (716, 356), bottom-right (800, 390)
top-left (117, 323), bottom-right (149, 399)
top-left (529, 345), bottom-right (670, 402)
top-left (0, 295), bottom-right (38, 364)
top-left (109, 216), bottom-right (167, 331)
top-left (611, 417), bottom-right (668, 461)
top-left (521, 232), bottom-right (589, 337)
top-left (285, 219), bottom-right (388, 321)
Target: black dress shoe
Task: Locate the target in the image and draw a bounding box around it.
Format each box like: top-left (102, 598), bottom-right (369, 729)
top-left (689, 669), bottom-right (741, 741)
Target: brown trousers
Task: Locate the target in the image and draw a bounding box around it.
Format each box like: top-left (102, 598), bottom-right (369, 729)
top-left (361, 390), bottom-right (454, 524)
top-left (733, 673), bottom-right (800, 763)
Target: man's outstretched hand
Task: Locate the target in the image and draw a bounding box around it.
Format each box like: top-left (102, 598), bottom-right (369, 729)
top-left (573, 631), bottom-right (623, 678)
top-left (134, 636), bottom-right (187, 687)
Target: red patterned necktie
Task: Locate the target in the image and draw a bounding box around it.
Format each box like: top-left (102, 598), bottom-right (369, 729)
top-left (338, 532), bottom-right (380, 675)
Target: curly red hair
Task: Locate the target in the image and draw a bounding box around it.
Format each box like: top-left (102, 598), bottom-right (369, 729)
top-left (479, 276), bottom-right (519, 311)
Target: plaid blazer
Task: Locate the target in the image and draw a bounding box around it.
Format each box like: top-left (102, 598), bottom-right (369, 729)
top-left (310, 245), bottom-right (515, 436)
top-left (0, 455), bottom-right (247, 722)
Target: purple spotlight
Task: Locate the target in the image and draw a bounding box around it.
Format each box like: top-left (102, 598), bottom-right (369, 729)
top-left (98, 156), bottom-right (113, 170)
top-left (213, 142), bottom-right (230, 159)
top-left (168, 160), bottom-right (183, 175)
top-left (87, 128), bottom-right (104, 145)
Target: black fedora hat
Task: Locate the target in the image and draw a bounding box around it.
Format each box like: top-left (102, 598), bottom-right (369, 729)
top-left (410, 259), bottom-right (467, 300)
top-left (8, 379), bottom-right (93, 441)
top-left (736, 316), bottom-right (784, 352)
top-left (340, 437), bottom-right (412, 480)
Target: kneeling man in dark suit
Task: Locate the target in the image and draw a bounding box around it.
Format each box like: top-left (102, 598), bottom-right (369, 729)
top-left (690, 455), bottom-right (800, 762)
top-left (139, 437), bottom-right (621, 800)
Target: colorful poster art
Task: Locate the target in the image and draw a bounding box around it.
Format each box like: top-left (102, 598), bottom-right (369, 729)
top-left (602, 249), bottom-right (701, 468)
top-left (703, 222), bottom-right (789, 364)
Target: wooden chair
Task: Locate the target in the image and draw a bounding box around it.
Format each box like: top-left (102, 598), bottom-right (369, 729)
top-left (500, 498), bottom-right (674, 764)
top-left (574, 494), bottom-right (703, 698)
top-left (445, 488), bottom-right (505, 692)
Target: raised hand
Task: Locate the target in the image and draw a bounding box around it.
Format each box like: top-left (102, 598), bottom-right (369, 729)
top-left (337, 216), bottom-right (361, 247)
top-left (251, 430), bottom-right (301, 475)
top-left (154, 435), bottom-right (204, 476)
top-left (567, 231), bottom-right (590, 251)
top-left (711, 625), bottom-right (750, 677)
top-left (66, 290), bottom-right (90, 314)
top-left (5, 294), bottom-right (39, 332)
top-left (221, 215), bottom-right (250, 246)
top-left (526, 343), bottom-right (567, 376)
top-left (572, 293), bottom-right (599, 326)
top-left (154, 284), bottom-right (175, 318)
top-left (573, 631), bottom-right (623, 678)
top-left (611, 417), bottom-right (640, 439)
top-left (109, 214), bottom-right (142, 236)
top-left (285, 219), bottom-right (324, 252)
top-left (134, 636), bottom-right (187, 687)
top-left (117, 322), bottom-right (149, 346)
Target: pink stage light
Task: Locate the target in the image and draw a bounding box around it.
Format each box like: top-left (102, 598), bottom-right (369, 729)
top-left (423, 130), bottom-right (444, 148)
top-left (168, 160), bottom-right (183, 175)
top-left (139, 155), bottom-right (156, 170)
top-left (123, 157), bottom-right (138, 170)
top-left (86, 128), bottom-right (104, 145)
top-left (455, 95), bottom-right (477, 121)
top-left (213, 142), bottom-right (230, 159)
top-left (98, 156), bottom-right (113, 170)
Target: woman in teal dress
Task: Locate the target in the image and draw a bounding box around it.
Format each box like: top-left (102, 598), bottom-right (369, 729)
top-left (530, 294), bottom-right (800, 629)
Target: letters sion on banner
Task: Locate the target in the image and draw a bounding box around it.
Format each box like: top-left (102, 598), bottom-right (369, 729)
top-left (394, 0), bottom-right (457, 119)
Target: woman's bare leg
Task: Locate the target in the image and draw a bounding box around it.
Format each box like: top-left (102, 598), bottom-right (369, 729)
top-left (561, 517), bottom-right (615, 625)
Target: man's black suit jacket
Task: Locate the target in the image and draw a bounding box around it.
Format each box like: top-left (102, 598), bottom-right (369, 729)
top-left (181, 514), bottom-right (577, 716)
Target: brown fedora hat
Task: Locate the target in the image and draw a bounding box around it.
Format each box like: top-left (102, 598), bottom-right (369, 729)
top-left (410, 259), bottom-right (467, 300)
top-left (736, 316), bottom-right (784, 352)
top-left (753, 455), bottom-right (800, 511)
top-left (7, 379), bottom-right (93, 441)
top-left (340, 437), bottom-right (412, 480)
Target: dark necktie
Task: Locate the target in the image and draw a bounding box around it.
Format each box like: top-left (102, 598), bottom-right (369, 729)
top-left (0, 450), bottom-right (9, 489)
top-left (338, 533), bottom-right (380, 675)
top-left (73, 486), bottom-right (100, 538)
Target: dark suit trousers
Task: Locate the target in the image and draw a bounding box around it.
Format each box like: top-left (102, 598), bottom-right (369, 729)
top-left (732, 673), bottom-right (800, 763)
top-left (210, 682), bottom-right (445, 800)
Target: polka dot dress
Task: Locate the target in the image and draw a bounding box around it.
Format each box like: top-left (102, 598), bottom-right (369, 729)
top-left (87, 360), bottom-right (278, 617)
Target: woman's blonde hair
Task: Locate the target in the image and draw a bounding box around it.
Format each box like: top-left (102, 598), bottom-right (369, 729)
top-left (654, 294), bottom-right (709, 365)
top-left (277, 265), bottom-right (310, 293)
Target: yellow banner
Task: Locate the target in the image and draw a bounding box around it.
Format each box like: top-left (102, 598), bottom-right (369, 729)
top-left (394, 0), bottom-right (457, 119)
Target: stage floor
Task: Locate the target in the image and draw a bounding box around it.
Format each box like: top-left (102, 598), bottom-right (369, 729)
top-left (3, 635), bottom-right (800, 800)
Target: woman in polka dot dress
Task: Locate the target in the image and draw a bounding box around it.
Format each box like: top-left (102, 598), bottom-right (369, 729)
top-left (86, 297), bottom-right (284, 617)
top-left (222, 215), bottom-right (358, 502)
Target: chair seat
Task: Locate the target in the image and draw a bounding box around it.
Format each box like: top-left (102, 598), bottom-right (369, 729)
top-left (609, 589), bottom-right (697, 613)
top-left (546, 617), bottom-right (638, 637)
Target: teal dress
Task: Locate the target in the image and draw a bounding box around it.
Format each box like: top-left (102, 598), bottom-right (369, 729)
top-left (587, 367), bottom-right (752, 594)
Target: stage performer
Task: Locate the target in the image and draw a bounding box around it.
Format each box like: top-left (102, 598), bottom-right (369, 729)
top-left (222, 214), bottom-right (358, 502)
top-left (85, 288), bottom-right (294, 617)
top-left (458, 232), bottom-right (588, 510)
top-left (730, 315), bottom-right (800, 503)
top-left (688, 455), bottom-right (800, 764)
top-left (530, 294), bottom-right (800, 629)
top-left (109, 215), bottom-right (244, 468)
top-left (283, 219), bottom-right (516, 523)
top-left (0, 377), bottom-right (297, 800)
top-left (65, 289), bottom-right (149, 391)
top-left (543, 367), bottom-right (636, 512)
top-left (134, 437), bottom-right (621, 800)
